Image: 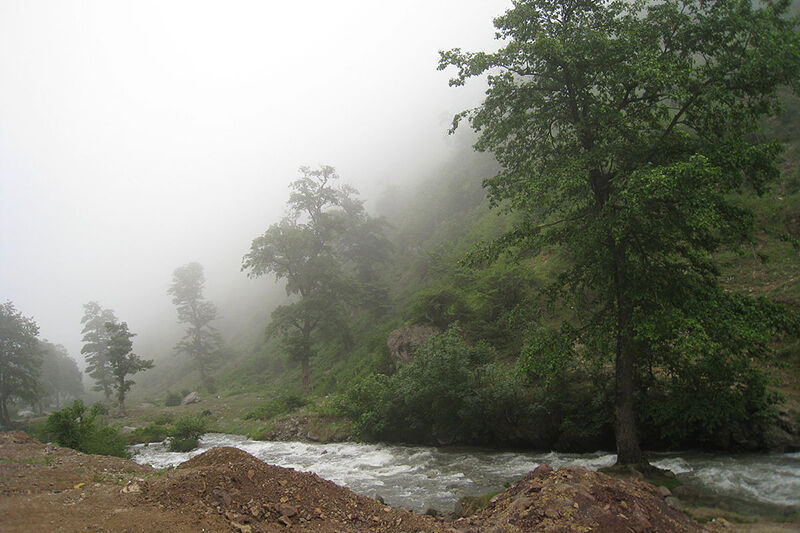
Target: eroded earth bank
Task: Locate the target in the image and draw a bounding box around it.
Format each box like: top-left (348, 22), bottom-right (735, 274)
top-left (1, 431), bottom-right (794, 532)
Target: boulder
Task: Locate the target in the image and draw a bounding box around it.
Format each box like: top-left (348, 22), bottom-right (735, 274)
top-left (387, 324), bottom-right (439, 364)
top-left (181, 391), bottom-right (201, 405)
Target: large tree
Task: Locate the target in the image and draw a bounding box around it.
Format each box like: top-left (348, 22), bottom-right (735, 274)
top-left (168, 262), bottom-right (221, 387)
top-left (243, 166), bottom-right (388, 391)
top-left (104, 320), bottom-right (153, 413)
top-left (0, 301), bottom-right (41, 426)
top-left (440, 0), bottom-right (800, 464)
top-left (80, 302), bottom-right (117, 401)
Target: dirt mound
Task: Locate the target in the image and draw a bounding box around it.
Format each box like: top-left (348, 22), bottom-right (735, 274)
top-left (455, 464), bottom-right (708, 532)
top-left (0, 431), bottom-right (150, 496)
top-left (143, 446), bottom-right (451, 532)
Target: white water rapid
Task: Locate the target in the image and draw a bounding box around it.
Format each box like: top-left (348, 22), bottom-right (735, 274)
top-left (131, 434), bottom-right (800, 514)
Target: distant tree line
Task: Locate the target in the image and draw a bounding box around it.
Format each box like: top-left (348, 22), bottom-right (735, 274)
top-left (0, 301), bottom-right (83, 425)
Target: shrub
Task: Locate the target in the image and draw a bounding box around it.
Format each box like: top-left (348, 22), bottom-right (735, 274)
top-left (244, 394), bottom-right (308, 421)
top-left (335, 326), bottom-right (503, 444)
top-left (168, 414), bottom-right (208, 452)
top-left (128, 423), bottom-right (169, 444)
top-left (152, 413), bottom-right (174, 425)
top-left (43, 400), bottom-right (128, 457)
top-left (164, 392), bottom-right (182, 407)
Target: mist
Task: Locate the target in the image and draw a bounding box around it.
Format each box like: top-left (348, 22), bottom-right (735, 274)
top-left (0, 0), bottom-right (510, 365)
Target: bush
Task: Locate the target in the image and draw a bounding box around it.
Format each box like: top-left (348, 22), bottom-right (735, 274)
top-left (244, 394), bottom-right (308, 421)
top-left (168, 414), bottom-right (208, 452)
top-left (128, 423), bottom-right (169, 444)
top-left (164, 392), bottom-right (182, 407)
top-left (152, 413), bottom-right (174, 425)
top-left (335, 326), bottom-right (503, 444)
top-left (43, 400), bottom-right (128, 457)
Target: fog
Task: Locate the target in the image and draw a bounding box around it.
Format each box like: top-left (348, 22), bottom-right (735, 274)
top-left (0, 1), bottom-right (509, 367)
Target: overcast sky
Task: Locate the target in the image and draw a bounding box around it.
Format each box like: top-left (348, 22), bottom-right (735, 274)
top-left (0, 0), bottom-right (510, 362)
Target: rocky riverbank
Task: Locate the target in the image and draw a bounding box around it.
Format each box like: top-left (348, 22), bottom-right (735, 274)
top-left (2, 431), bottom-right (797, 532)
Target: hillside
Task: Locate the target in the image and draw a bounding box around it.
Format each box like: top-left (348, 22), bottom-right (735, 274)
top-left (111, 91), bottom-right (800, 455)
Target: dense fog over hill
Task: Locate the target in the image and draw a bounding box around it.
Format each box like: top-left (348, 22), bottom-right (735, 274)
top-left (0, 0), bottom-right (510, 364)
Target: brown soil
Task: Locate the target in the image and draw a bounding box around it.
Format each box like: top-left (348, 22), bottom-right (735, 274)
top-left (455, 464), bottom-right (708, 533)
top-left (2, 431), bottom-right (788, 532)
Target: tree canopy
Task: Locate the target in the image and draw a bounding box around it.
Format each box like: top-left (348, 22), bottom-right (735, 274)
top-left (440, 0), bottom-right (800, 464)
top-left (168, 262), bottom-right (222, 388)
top-left (104, 320), bottom-right (153, 413)
top-left (80, 302), bottom-right (117, 401)
top-left (0, 301), bottom-right (41, 426)
top-left (243, 166), bottom-right (390, 391)
top-left (38, 341), bottom-right (83, 410)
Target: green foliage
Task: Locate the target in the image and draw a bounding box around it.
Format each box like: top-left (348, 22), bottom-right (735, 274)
top-left (43, 400), bottom-right (128, 457)
top-left (164, 392), bottom-right (182, 407)
top-left (128, 423), bottom-right (169, 445)
top-left (0, 301), bottom-right (41, 426)
top-left (244, 394), bottom-right (308, 421)
top-left (243, 165), bottom-right (391, 391)
top-left (168, 262), bottom-right (223, 383)
top-left (440, 0), bottom-right (800, 463)
top-left (168, 414), bottom-right (208, 452)
top-left (80, 302), bottom-right (117, 401)
top-left (38, 341), bottom-right (83, 410)
top-left (104, 320), bottom-right (153, 412)
top-left (336, 327), bottom-right (538, 445)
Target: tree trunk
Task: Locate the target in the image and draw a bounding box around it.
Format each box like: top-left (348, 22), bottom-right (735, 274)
top-left (0, 396), bottom-right (9, 427)
top-left (301, 357), bottom-right (310, 393)
top-left (117, 377), bottom-right (126, 415)
top-left (614, 340), bottom-right (644, 464)
top-left (612, 242), bottom-right (645, 466)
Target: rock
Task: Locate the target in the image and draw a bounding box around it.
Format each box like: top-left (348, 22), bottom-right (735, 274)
top-left (532, 464), bottom-right (553, 477)
top-left (762, 424), bottom-right (800, 452)
top-left (657, 486), bottom-right (672, 497)
top-left (120, 482), bottom-right (141, 494)
top-left (279, 503), bottom-right (298, 517)
top-left (181, 391), bottom-right (201, 405)
top-left (230, 522), bottom-right (251, 533)
top-left (121, 426), bottom-right (136, 433)
top-left (665, 496), bottom-right (683, 509)
top-left (387, 324), bottom-right (440, 364)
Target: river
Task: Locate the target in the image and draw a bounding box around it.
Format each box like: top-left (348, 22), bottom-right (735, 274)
top-left (131, 433), bottom-right (800, 514)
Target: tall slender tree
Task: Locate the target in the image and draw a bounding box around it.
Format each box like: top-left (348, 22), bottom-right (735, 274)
top-left (440, 0), bottom-right (800, 464)
top-left (80, 302), bottom-right (116, 401)
top-left (0, 301), bottom-right (41, 426)
top-left (168, 262), bottom-right (221, 388)
top-left (104, 320), bottom-right (152, 414)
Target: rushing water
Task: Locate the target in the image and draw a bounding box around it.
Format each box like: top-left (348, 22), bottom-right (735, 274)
top-left (131, 434), bottom-right (800, 514)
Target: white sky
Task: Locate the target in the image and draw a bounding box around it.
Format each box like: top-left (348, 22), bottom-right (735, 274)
top-left (0, 0), bottom-right (509, 362)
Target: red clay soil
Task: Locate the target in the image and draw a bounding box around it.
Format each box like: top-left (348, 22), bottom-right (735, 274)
top-left (1, 431), bottom-right (719, 532)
